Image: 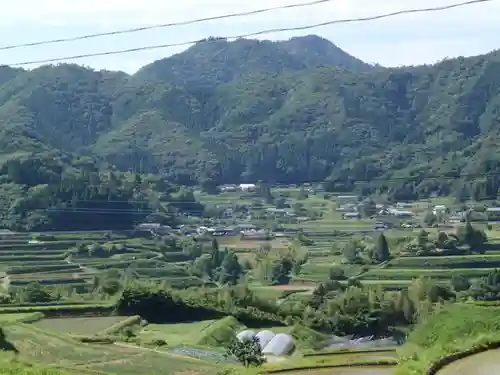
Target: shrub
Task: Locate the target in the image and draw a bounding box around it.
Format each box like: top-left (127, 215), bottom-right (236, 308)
top-left (98, 315), bottom-right (142, 336)
top-left (72, 335), bottom-right (115, 344)
top-left (197, 316), bottom-right (244, 347)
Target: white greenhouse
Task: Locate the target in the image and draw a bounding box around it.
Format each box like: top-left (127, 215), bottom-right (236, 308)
top-left (255, 330), bottom-right (275, 349)
top-left (262, 333), bottom-right (295, 356)
top-left (236, 330), bottom-right (256, 341)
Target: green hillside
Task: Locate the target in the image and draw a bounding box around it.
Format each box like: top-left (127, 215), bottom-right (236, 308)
top-left (0, 36), bottom-right (499, 228)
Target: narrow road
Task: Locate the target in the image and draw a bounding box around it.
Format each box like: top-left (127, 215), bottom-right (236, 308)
top-left (436, 348), bottom-right (500, 375)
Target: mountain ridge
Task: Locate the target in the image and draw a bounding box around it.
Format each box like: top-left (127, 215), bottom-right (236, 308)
top-left (0, 35), bottom-right (499, 190)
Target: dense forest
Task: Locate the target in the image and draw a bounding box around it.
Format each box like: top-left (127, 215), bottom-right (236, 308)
top-left (0, 35), bottom-right (499, 229)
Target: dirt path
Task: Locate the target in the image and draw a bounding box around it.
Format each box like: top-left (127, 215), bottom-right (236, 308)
top-left (436, 348), bottom-right (500, 375)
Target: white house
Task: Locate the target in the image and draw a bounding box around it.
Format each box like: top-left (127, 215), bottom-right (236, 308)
top-left (219, 184), bottom-right (238, 192)
top-left (396, 202), bottom-right (412, 209)
top-left (239, 183), bottom-right (257, 191)
top-left (433, 205), bottom-right (448, 215)
top-left (393, 210), bottom-right (413, 218)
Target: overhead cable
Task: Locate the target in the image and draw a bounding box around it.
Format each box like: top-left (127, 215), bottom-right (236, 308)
top-left (5, 0), bottom-right (493, 66)
top-left (0, 0), bottom-right (335, 50)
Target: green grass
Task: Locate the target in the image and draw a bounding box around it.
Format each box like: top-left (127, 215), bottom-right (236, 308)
top-left (139, 319), bottom-right (218, 346)
top-left (261, 352), bottom-right (396, 374)
top-left (395, 304), bottom-right (500, 375)
top-left (0, 353), bottom-right (69, 375)
top-left (32, 317), bottom-right (129, 335)
top-left (250, 286), bottom-right (313, 300)
top-left (86, 349), bottom-right (219, 375)
top-left (0, 313), bottom-right (44, 324)
top-left (197, 316), bottom-right (244, 347)
top-left (346, 280), bottom-right (416, 291)
top-left (288, 324), bottom-right (329, 351)
top-left (146, 316), bottom-right (326, 353)
top-left (4, 323), bottom-right (219, 375)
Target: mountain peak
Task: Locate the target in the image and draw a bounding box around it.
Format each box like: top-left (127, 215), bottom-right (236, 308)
top-left (277, 34), bottom-right (376, 72)
top-left (135, 34), bottom-right (375, 88)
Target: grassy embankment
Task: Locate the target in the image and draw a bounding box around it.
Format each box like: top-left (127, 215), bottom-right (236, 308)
top-left (395, 303), bottom-right (500, 375)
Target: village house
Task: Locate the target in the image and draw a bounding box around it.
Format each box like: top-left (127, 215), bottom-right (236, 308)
top-left (239, 183), bottom-right (257, 192)
top-left (264, 208), bottom-right (295, 217)
top-left (240, 230), bottom-right (271, 240)
top-left (396, 202), bottom-right (412, 209)
top-left (235, 223), bottom-right (258, 232)
top-left (433, 205), bottom-right (448, 215)
top-left (219, 184), bottom-right (238, 192)
top-left (342, 212), bottom-right (361, 219)
top-left (337, 203), bottom-right (358, 212)
top-left (392, 210), bottom-right (413, 218)
top-left (486, 207), bottom-right (500, 221)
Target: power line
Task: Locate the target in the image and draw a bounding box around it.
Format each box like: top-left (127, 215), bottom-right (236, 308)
top-left (5, 0), bottom-right (492, 67)
top-left (0, 0), bottom-right (333, 51)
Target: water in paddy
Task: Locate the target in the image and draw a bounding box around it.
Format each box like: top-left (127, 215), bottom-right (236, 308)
top-left (436, 348), bottom-right (500, 375)
top-left (284, 366), bottom-right (394, 375)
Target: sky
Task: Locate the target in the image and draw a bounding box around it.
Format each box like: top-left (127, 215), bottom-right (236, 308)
top-left (0, 0), bottom-right (498, 73)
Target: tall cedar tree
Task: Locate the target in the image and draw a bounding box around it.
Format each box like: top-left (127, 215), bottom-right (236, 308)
top-left (374, 233), bottom-right (390, 263)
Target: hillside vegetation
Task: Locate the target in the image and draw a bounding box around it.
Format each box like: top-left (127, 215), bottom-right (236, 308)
top-left (395, 304), bottom-right (500, 375)
top-left (0, 35), bottom-right (500, 228)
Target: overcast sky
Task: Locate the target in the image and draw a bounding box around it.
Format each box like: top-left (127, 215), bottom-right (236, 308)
top-left (0, 0), bottom-right (498, 73)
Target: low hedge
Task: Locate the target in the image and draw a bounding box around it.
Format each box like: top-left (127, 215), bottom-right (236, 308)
top-left (9, 279), bottom-right (88, 287)
top-left (302, 347), bottom-right (397, 357)
top-left (0, 255), bottom-right (67, 262)
top-left (17, 312), bottom-right (45, 323)
top-left (0, 304), bottom-right (115, 317)
top-left (363, 268), bottom-right (495, 280)
top-left (0, 301), bottom-right (100, 308)
top-left (163, 253), bottom-right (193, 262)
top-left (98, 315), bottom-right (143, 336)
top-left (389, 255), bottom-right (500, 269)
top-left (0, 241), bottom-right (76, 251)
top-left (72, 335), bottom-right (115, 344)
top-left (1, 312), bottom-right (45, 325)
top-left (264, 360), bottom-right (397, 373)
top-left (7, 264), bottom-right (80, 275)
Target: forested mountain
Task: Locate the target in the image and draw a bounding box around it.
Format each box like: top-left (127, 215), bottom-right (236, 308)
top-left (135, 35), bottom-right (375, 89)
top-left (0, 35), bottom-right (499, 229)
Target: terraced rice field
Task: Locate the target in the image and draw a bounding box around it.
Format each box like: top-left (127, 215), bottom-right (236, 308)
top-left (361, 267), bottom-right (496, 280)
top-left (32, 316), bottom-right (130, 335)
top-left (436, 349), bottom-right (500, 375)
top-left (0, 233), bottom-right (207, 291)
top-left (280, 368), bottom-right (393, 375)
top-left (139, 320), bottom-right (218, 346)
top-left (4, 323), bottom-right (219, 375)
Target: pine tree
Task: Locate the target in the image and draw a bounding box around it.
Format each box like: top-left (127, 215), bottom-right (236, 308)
top-left (373, 233), bottom-right (390, 263)
top-left (218, 251), bottom-right (243, 285)
top-left (227, 336), bottom-right (265, 367)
